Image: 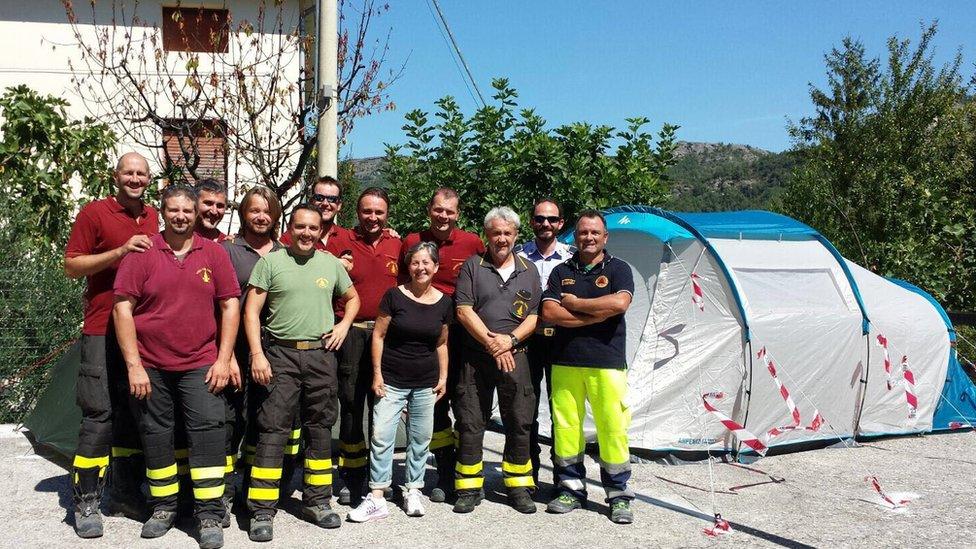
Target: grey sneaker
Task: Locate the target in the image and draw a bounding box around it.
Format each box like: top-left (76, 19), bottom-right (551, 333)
top-left (429, 486), bottom-right (447, 503)
top-left (248, 514), bottom-right (273, 542)
top-left (141, 509), bottom-right (176, 539)
top-left (610, 498), bottom-right (633, 524)
top-left (73, 497), bottom-right (103, 538)
top-left (301, 502), bottom-right (342, 529)
top-left (546, 493), bottom-right (583, 514)
top-left (198, 518), bottom-right (224, 549)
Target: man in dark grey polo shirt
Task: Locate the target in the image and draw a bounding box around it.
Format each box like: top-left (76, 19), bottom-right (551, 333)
top-left (453, 206), bottom-right (541, 515)
top-left (219, 186), bottom-right (283, 524)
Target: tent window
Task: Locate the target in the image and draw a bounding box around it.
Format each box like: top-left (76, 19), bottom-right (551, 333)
top-left (734, 267), bottom-right (853, 313)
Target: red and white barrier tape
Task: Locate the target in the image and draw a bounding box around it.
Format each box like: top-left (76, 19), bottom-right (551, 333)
top-left (866, 476), bottom-right (910, 509)
top-left (702, 392), bottom-right (768, 456)
top-left (691, 273), bottom-right (704, 312)
top-left (902, 355), bottom-right (918, 420)
top-left (876, 334), bottom-right (893, 390)
top-left (949, 421), bottom-right (966, 430)
top-left (757, 347), bottom-right (825, 440)
top-left (703, 514), bottom-right (732, 537)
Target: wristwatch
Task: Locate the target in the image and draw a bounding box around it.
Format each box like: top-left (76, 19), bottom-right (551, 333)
top-left (509, 334), bottom-right (520, 348)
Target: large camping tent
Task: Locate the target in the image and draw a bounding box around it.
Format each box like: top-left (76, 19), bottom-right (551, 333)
top-left (541, 206), bottom-right (976, 458)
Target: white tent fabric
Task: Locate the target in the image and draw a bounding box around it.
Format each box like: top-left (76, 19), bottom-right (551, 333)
top-left (534, 207), bottom-right (956, 457)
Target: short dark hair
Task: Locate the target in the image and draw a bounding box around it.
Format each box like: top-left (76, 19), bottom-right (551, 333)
top-left (193, 178), bottom-right (226, 196)
top-left (160, 184), bottom-right (197, 208)
top-left (289, 203), bottom-right (321, 226)
top-left (358, 187), bottom-right (390, 209)
top-left (312, 176), bottom-right (343, 198)
top-left (531, 197), bottom-right (562, 218)
top-left (575, 209), bottom-right (607, 231)
top-left (427, 187), bottom-right (459, 208)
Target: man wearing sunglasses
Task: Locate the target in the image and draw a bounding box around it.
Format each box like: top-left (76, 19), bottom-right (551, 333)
top-left (517, 198), bottom-right (575, 489)
top-left (280, 176), bottom-right (349, 251)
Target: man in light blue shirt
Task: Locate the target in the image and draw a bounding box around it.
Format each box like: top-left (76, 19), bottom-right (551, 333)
top-left (516, 198), bottom-right (575, 488)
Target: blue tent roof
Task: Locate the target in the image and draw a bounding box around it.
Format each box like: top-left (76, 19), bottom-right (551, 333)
top-left (670, 210), bottom-right (820, 241)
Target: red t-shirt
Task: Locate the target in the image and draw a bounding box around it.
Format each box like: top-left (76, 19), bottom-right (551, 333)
top-left (327, 228), bottom-right (401, 320)
top-left (279, 224), bottom-right (350, 251)
top-left (114, 233), bottom-right (241, 371)
top-left (65, 197), bottom-right (160, 336)
top-left (399, 228), bottom-right (485, 295)
top-left (194, 226), bottom-right (228, 242)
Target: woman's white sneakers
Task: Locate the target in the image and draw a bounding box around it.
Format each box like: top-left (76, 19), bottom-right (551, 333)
top-left (404, 488), bottom-right (426, 517)
top-left (347, 493), bottom-right (390, 523)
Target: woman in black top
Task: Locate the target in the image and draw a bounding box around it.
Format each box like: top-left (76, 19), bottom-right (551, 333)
top-left (347, 241), bottom-right (451, 523)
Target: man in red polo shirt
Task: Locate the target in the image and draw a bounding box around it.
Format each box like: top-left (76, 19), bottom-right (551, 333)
top-left (193, 179), bottom-right (229, 242)
top-left (398, 187), bottom-right (485, 503)
top-left (114, 184), bottom-right (240, 548)
top-left (326, 187), bottom-right (401, 505)
top-left (64, 151), bottom-right (159, 538)
top-left (280, 176), bottom-right (349, 251)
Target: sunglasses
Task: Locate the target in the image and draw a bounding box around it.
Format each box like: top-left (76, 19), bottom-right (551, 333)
top-left (533, 215), bottom-right (562, 224)
top-left (312, 193), bottom-right (341, 204)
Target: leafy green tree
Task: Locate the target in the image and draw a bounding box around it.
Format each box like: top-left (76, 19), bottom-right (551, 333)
top-left (383, 78), bottom-right (679, 237)
top-left (784, 23), bottom-right (976, 310)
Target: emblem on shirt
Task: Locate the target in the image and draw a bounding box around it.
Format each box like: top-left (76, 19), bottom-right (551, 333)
top-left (315, 277), bottom-right (328, 289)
top-left (512, 299), bottom-right (529, 319)
top-left (386, 260), bottom-right (398, 276)
top-left (453, 260), bottom-right (464, 273)
top-left (561, 278), bottom-right (575, 286)
top-left (196, 268), bottom-right (212, 283)
top-left (595, 275), bottom-right (609, 288)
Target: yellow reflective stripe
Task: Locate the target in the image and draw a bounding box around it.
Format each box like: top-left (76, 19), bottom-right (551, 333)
top-left (174, 449), bottom-right (189, 459)
top-left (455, 477), bottom-right (484, 490)
top-left (193, 485), bottom-right (225, 500)
top-left (111, 447), bottom-right (141, 458)
top-left (177, 464), bottom-right (190, 475)
top-left (190, 466), bottom-right (226, 481)
top-left (502, 461), bottom-right (533, 474)
top-left (305, 458), bottom-right (333, 470)
top-left (290, 428), bottom-right (302, 440)
top-left (340, 440), bottom-right (367, 453)
top-left (504, 476), bottom-right (536, 488)
top-left (304, 473), bottom-right (333, 486)
top-left (146, 463), bottom-right (178, 480)
top-left (284, 444), bottom-right (299, 455)
top-left (455, 461), bottom-right (483, 475)
top-left (251, 466), bottom-right (283, 480)
top-left (150, 482), bottom-right (180, 497)
top-left (430, 430), bottom-right (454, 442)
top-left (73, 455), bottom-right (109, 469)
top-left (248, 487), bottom-right (279, 501)
top-left (224, 456), bottom-right (236, 474)
top-left (339, 456), bottom-right (367, 468)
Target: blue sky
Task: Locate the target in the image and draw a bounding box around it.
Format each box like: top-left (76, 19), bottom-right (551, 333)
top-left (340, 1), bottom-right (976, 159)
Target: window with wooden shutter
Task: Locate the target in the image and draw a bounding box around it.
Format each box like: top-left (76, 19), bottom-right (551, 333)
top-left (162, 6), bottom-right (229, 53)
top-left (162, 120), bottom-right (228, 184)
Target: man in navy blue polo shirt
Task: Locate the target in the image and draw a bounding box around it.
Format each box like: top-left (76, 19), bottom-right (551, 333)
top-left (541, 209), bottom-right (636, 524)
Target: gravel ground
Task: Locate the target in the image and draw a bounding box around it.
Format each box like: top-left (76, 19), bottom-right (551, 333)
top-left (4, 425), bottom-right (975, 548)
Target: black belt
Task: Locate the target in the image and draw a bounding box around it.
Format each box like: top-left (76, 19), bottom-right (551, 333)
top-left (270, 338), bottom-right (324, 350)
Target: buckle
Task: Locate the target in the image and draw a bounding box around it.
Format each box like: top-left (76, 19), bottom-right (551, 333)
top-left (296, 341), bottom-right (312, 350)
top-left (543, 328), bottom-right (555, 337)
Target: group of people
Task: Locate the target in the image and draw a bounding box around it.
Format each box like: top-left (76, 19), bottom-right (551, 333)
top-left (64, 152), bottom-right (637, 548)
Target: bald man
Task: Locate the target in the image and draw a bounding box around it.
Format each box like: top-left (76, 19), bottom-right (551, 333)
top-left (64, 152), bottom-right (160, 538)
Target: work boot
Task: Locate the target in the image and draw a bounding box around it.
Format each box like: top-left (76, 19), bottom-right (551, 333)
top-left (609, 498), bottom-right (634, 524)
top-left (249, 514), bottom-right (274, 542)
top-left (141, 509), bottom-right (176, 539)
top-left (508, 488), bottom-right (537, 514)
top-left (452, 491), bottom-right (483, 514)
top-left (220, 494), bottom-right (233, 528)
top-left (73, 496), bottom-right (103, 538)
top-left (546, 492), bottom-right (583, 514)
top-left (301, 502), bottom-right (342, 529)
top-left (198, 518), bottom-right (224, 549)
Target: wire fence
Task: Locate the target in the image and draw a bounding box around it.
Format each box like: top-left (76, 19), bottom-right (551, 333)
top-left (0, 246), bottom-right (82, 423)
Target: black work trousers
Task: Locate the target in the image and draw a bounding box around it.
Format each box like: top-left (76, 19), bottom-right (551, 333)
top-left (453, 349), bottom-right (537, 494)
top-left (526, 332), bottom-right (555, 484)
top-left (430, 325), bottom-right (464, 487)
top-left (336, 326), bottom-right (374, 486)
top-left (133, 366), bottom-right (226, 521)
top-left (247, 345), bottom-right (338, 516)
top-left (73, 333), bottom-right (143, 499)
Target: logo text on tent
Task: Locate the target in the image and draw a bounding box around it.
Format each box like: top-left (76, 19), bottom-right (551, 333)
top-left (618, 215), bottom-right (631, 225)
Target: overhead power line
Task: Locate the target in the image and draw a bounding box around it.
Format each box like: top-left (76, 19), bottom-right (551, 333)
top-left (428, 0), bottom-right (486, 107)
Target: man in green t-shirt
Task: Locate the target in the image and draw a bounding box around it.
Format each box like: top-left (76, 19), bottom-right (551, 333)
top-left (242, 204), bottom-right (360, 542)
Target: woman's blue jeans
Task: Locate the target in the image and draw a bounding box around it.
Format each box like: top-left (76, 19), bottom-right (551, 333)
top-left (368, 384), bottom-right (435, 490)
